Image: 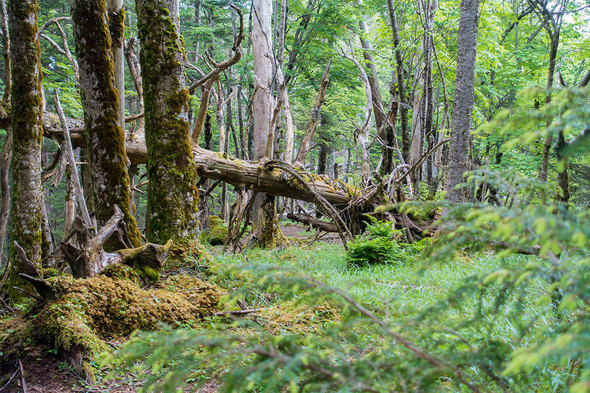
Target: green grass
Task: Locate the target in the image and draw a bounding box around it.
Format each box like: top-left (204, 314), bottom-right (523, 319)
top-left (210, 243), bottom-right (548, 319)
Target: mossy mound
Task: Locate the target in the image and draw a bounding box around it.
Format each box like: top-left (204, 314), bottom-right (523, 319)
top-left (167, 238), bottom-right (212, 268)
top-left (100, 263), bottom-right (141, 283)
top-left (3, 274), bottom-right (222, 357)
top-left (200, 216), bottom-right (228, 246)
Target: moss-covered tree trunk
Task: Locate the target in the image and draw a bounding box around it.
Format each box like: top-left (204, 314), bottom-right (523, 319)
top-left (70, 0), bottom-right (141, 248)
top-left (7, 0), bottom-right (44, 293)
top-left (136, 0), bottom-right (200, 244)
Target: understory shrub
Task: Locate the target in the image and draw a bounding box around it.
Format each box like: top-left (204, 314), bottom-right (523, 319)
top-left (346, 218), bottom-right (426, 267)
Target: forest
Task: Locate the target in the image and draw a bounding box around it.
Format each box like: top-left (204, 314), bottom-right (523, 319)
top-left (0, 0), bottom-right (589, 391)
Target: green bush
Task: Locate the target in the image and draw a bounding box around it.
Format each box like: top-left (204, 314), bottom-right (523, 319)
top-left (346, 219), bottom-right (426, 267)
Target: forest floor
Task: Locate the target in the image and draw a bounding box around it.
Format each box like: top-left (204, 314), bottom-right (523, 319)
top-left (0, 223), bottom-right (538, 392)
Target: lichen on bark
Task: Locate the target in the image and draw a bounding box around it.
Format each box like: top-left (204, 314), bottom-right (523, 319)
top-left (70, 0), bottom-right (141, 248)
top-left (136, 0), bottom-right (200, 244)
top-left (7, 0), bottom-right (44, 295)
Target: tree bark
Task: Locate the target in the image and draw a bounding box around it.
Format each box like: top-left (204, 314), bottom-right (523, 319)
top-left (7, 0), bottom-right (44, 295)
top-left (108, 0), bottom-right (125, 129)
top-left (251, 0), bottom-right (287, 248)
top-left (136, 0), bottom-right (200, 244)
top-left (0, 0), bottom-right (11, 103)
top-left (70, 0), bottom-right (141, 248)
top-left (386, 0), bottom-right (410, 163)
top-left (445, 0), bottom-right (480, 204)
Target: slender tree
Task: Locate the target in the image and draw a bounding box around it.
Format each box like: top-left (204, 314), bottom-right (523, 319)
top-left (7, 0), bottom-right (44, 292)
top-left (136, 0), bottom-right (200, 244)
top-left (70, 0), bottom-right (141, 247)
top-left (445, 0), bottom-right (480, 203)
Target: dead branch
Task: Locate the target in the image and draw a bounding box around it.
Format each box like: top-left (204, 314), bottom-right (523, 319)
top-left (188, 5), bottom-right (244, 94)
top-left (265, 160), bottom-right (352, 248)
top-left (191, 5), bottom-right (244, 142)
top-left (395, 138), bottom-right (449, 184)
top-left (294, 59), bottom-right (332, 165)
top-left (215, 309), bottom-right (261, 316)
top-left (39, 17), bottom-right (79, 80)
top-left (55, 91), bottom-right (93, 228)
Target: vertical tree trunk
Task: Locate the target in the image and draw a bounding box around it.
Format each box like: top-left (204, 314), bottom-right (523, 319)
top-left (251, 0), bottom-right (287, 248)
top-left (539, 36), bottom-right (559, 183)
top-left (0, 0), bottom-right (11, 262)
top-left (108, 0), bottom-right (125, 129)
top-left (136, 0), bottom-right (200, 244)
top-left (215, 80), bottom-right (229, 220)
top-left (277, 0), bottom-right (296, 164)
top-left (386, 0), bottom-right (410, 163)
top-left (445, 0), bottom-right (480, 204)
top-left (0, 128), bottom-right (10, 260)
top-left (64, 165), bottom-right (76, 234)
top-left (0, 0), bottom-right (11, 103)
top-left (7, 0), bottom-right (44, 293)
top-left (71, 0), bottom-right (141, 248)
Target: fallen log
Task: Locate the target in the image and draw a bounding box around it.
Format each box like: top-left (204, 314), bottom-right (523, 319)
top-left (287, 213), bottom-right (339, 233)
top-left (42, 124), bottom-right (359, 208)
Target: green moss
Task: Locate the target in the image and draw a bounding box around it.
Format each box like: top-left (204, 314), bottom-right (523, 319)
top-left (28, 275), bottom-right (221, 356)
top-left (100, 263), bottom-right (140, 283)
top-left (200, 216), bottom-right (228, 246)
top-left (71, 0), bottom-right (141, 249)
top-left (108, 6), bottom-right (125, 47)
top-left (253, 196), bottom-right (289, 249)
top-left (167, 238), bottom-right (212, 267)
top-left (7, 0), bottom-right (45, 297)
top-left (137, 0), bottom-right (200, 244)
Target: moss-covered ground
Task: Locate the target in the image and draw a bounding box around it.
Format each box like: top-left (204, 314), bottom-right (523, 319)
top-left (0, 226), bottom-right (550, 392)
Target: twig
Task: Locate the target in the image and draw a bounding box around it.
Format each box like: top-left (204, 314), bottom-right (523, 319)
top-left (215, 309), bottom-right (261, 317)
top-left (0, 369), bottom-right (18, 392)
top-left (12, 286), bottom-right (43, 302)
top-left (305, 276), bottom-right (483, 393)
top-left (17, 359), bottom-right (27, 393)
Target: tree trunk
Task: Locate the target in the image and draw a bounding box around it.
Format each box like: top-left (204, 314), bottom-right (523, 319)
top-left (277, 0), bottom-right (296, 164)
top-left (0, 0), bottom-right (11, 103)
top-left (445, 0), bottom-right (480, 204)
top-left (386, 0), bottom-right (410, 163)
top-left (108, 0), bottom-right (125, 129)
top-left (539, 36), bottom-right (559, 183)
top-left (0, 127), bottom-right (10, 260)
top-left (251, 0), bottom-right (287, 248)
top-left (71, 0), bottom-right (141, 248)
top-left (136, 0), bottom-right (200, 244)
top-left (7, 0), bottom-right (44, 295)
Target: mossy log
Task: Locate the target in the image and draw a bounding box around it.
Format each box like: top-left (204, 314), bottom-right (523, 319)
top-left (41, 123), bottom-right (359, 208)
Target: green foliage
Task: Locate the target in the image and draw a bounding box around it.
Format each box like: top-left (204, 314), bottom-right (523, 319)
top-left (346, 218), bottom-right (426, 267)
